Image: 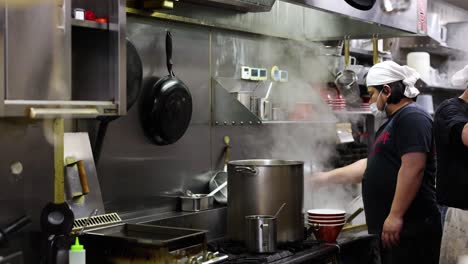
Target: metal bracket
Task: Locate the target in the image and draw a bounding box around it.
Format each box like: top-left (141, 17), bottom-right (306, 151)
top-left (212, 77), bottom-right (262, 126)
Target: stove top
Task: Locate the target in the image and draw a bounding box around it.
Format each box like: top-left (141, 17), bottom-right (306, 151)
top-left (208, 239), bottom-right (339, 264)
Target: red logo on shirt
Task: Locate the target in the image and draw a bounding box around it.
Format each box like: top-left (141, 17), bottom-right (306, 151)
top-left (369, 131), bottom-right (391, 157)
top-left (375, 131), bottom-right (390, 145)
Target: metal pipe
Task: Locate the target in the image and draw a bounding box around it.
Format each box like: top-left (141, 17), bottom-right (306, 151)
top-left (29, 107), bottom-right (99, 119)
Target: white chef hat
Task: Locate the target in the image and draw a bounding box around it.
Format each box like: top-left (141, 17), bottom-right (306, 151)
top-left (366, 61), bottom-right (420, 98)
top-left (451, 65), bottom-right (468, 88)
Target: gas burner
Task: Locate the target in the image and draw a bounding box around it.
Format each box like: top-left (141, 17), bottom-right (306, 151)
top-left (208, 239), bottom-right (328, 264)
top-left (278, 239), bottom-right (324, 253)
top-left (222, 250), bottom-right (293, 264)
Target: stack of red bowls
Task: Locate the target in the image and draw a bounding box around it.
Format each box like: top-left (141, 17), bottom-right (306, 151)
top-left (307, 209), bottom-right (346, 243)
top-left (331, 94), bottom-right (346, 111)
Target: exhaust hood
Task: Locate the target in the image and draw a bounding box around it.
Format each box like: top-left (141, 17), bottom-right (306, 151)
top-left (128, 0), bottom-right (424, 41)
top-left (181, 0), bottom-right (277, 12)
top-left (284, 0), bottom-right (427, 35)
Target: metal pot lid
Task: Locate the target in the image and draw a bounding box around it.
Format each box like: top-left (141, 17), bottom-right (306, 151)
top-left (245, 215), bottom-right (276, 220)
top-left (228, 159), bottom-right (304, 166)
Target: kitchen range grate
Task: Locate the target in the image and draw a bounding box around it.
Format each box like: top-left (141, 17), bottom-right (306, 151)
top-left (72, 212), bottom-right (122, 232)
top-left (208, 239), bottom-right (327, 264)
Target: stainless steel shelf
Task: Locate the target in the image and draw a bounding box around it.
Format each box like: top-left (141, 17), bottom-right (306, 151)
top-left (400, 45), bottom-right (465, 57)
top-left (262, 120), bottom-right (337, 124)
top-left (71, 19), bottom-right (113, 30)
top-left (349, 48), bottom-right (392, 59)
top-left (418, 85), bottom-right (463, 93)
top-left (398, 37), bottom-right (467, 57)
top-left (334, 109), bottom-right (372, 115)
top-left (416, 80), bottom-right (464, 93)
top-left (2, 100), bottom-right (119, 118)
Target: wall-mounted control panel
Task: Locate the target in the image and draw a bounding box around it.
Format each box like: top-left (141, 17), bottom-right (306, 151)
top-left (241, 66), bottom-right (268, 81)
top-left (241, 66), bottom-right (251, 80)
top-left (279, 70), bottom-right (288, 82)
top-left (241, 66), bottom-right (287, 82)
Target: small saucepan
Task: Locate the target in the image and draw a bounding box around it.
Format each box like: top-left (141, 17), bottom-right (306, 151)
top-left (245, 204), bottom-right (286, 253)
top-left (245, 215), bottom-right (277, 253)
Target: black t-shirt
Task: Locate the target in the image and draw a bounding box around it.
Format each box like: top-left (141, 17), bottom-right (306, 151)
top-left (434, 98), bottom-right (468, 209)
top-left (362, 103), bottom-right (438, 235)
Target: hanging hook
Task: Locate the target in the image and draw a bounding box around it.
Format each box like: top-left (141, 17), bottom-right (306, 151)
top-left (372, 35), bottom-right (379, 65)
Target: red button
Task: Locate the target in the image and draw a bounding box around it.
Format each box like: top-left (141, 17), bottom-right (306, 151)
top-left (84, 10), bottom-right (96, 21)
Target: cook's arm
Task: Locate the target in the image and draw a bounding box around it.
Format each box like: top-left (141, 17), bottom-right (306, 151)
top-left (389, 152), bottom-right (426, 219)
top-left (381, 152), bottom-right (426, 248)
top-left (312, 158), bottom-right (367, 187)
top-left (463, 123), bottom-right (468, 147)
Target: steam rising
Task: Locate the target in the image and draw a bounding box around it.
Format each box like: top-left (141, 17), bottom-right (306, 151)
top-left (215, 34), bottom-right (363, 212)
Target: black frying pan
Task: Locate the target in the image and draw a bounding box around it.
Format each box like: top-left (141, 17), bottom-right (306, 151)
top-left (40, 202), bottom-right (74, 236)
top-left (344, 0), bottom-right (376, 10)
top-left (140, 31), bottom-right (192, 145)
top-left (40, 202), bottom-right (74, 264)
top-left (93, 38), bottom-right (143, 163)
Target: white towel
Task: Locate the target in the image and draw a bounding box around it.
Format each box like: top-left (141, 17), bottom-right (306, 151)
top-left (440, 207), bottom-right (468, 264)
top-left (451, 65), bottom-right (468, 88)
top-left (366, 61), bottom-right (420, 98)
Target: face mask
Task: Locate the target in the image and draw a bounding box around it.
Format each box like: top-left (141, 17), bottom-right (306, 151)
top-left (370, 90), bottom-right (387, 119)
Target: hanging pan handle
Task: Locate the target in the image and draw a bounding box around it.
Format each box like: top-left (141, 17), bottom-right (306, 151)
top-left (344, 37), bottom-right (350, 68)
top-left (372, 36), bottom-right (379, 65)
top-left (166, 30), bottom-right (174, 76)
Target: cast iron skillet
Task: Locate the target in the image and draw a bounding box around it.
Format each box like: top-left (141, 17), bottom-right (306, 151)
top-left (140, 31), bottom-right (192, 145)
top-left (40, 202), bottom-right (74, 264)
top-left (40, 202), bottom-right (74, 236)
top-left (93, 38), bottom-right (143, 163)
top-left (344, 0), bottom-right (376, 10)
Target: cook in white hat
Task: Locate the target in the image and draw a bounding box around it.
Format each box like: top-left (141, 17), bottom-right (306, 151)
top-left (366, 60), bottom-right (421, 118)
top-left (434, 64), bottom-right (468, 264)
top-left (313, 60), bottom-right (441, 263)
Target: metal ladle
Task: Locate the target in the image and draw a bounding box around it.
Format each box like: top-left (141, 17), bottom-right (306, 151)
top-left (79, 209), bottom-right (98, 235)
top-left (207, 181), bottom-right (228, 197)
top-left (274, 203), bottom-right (286, 218)
top-left (335, 38), bottom-right (358, 91)
top-left (184, 181), bottom-right (227, 198)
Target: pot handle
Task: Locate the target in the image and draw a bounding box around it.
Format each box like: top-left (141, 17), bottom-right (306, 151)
top-left (234, 166), bottom-right (257, 175)
top-left (305, 223), bottom-right (321, 238)
top-left (260, 223), bottom-right (269, 236)
top-left (311, 222), bottom-right (321, 231)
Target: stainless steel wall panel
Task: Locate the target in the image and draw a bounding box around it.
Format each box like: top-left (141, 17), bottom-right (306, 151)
top-left (5, 2), bottom-right (70, 100)
top-left (0, 6), bottom-right (4, 116)
top-left (78, 17), bottom-right (212, 213)
top-left (0, 120), bottom-right (54, 227)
